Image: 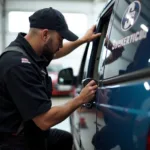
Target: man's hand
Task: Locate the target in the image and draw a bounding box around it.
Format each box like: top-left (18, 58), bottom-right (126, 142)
top-left (80, 25), bottom-right (101, 42)
top-left (79, 80), bottom-right (98, 104)
top-left (54, 25), bottom-right (101, 59)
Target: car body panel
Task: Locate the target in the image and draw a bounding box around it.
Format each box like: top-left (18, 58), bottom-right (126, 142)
top-left (70, 0), bottom-right (150, 150)
top-left (94, 80), bottom-right (150, 150)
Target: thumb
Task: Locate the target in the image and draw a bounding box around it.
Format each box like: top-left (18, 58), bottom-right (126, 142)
top-left (94, 33), bottom-right (101, 37)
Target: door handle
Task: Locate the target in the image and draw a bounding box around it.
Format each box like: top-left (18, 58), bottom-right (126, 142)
top-left (82, 99), bottom-right (97, 109)
top-left (81, 78), bottom-right (98, 109)
top-left (82, 102), bottom-right (94, 109)
top-left (82, 78), bottom-right (99, 87)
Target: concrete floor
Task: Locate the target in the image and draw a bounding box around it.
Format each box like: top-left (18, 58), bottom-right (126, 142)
top-left (51, 96), bottom-right (72, 133)
top-left (50, 96), bottom-right (122, 150)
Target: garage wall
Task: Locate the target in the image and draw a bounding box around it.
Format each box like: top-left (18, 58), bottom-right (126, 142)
top-left (5, 0), bottom-right (106, 46)
top-left (0, 1), bottom-right (2, 53)
top-left (5, 0), bottom-right (92, 46)
top-left (4, 0), bottom-right (107, 75)
top-left (6, 0), bottom-right (92, 12)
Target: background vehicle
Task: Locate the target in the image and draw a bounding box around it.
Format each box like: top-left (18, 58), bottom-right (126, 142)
top-left (58, 0), bottom-right (150, 150)
top-left (47, 63), bottom-right (74, 96)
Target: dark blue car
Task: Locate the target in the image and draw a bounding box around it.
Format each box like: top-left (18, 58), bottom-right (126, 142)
top-left (58, 0), bottom-right (150, 149)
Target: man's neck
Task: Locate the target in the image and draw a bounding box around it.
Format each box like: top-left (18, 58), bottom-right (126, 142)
top-left (24, 34), bottom-right (42, 56)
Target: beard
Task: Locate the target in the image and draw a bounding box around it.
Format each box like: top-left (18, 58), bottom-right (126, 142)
top-left (42, 38), bottom-right (54, 65)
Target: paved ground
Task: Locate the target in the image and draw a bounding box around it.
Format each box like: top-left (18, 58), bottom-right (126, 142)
top-left (51, 96), bottom-right (72, 133)
top-left (50, 96), bottom-right (122, 150)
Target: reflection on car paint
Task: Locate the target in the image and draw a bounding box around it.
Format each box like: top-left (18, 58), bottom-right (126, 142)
top-left (93, 80), bottom-right (150, 150)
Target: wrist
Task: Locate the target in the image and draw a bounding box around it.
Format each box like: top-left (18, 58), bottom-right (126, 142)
top-left (78, 37), bottom-right (87, 44)
top-left (75, 95), bottom-right (85, 106)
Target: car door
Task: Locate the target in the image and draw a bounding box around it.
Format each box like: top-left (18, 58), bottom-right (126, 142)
top-left (78, 41), bottom-right (96, 150)
top-left (77, 1), bottom-right (119, 150)
top-left (70, 42), bottom-right (93, 150)
top-left (92, 0), bottom-right (150, 150)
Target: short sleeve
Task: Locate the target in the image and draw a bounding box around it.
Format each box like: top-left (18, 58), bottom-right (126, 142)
top-left (4, 63), bottom-right (51, 122)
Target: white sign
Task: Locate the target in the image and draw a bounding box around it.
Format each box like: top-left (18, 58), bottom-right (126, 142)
top-left (112, 29), bottom-right (147, 50)
top-left (121, 1), bottom-right (141, 31)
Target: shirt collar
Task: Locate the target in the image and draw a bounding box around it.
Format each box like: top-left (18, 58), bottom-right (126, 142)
top-left (10, 32), bottom-right (50, 67)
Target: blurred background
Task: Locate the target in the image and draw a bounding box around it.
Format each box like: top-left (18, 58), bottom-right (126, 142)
top-left (0, 0), bottom-right (108, 132)
top-left (0, 0), bottom-right (109, 75)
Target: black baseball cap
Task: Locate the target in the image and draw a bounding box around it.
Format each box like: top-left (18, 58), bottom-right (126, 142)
top-left (29, 7), bottom-right (78, 41)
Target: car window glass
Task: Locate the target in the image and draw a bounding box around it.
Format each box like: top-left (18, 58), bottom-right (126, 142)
top-left (98, 38), bottom-right (111, 79)
top-left (103, 0), bottom-right (150, 79)
top-left (96, 18), bottom-right (113, 80)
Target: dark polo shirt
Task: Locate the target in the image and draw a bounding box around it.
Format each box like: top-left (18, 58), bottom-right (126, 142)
top-left (0, 33), bottom-right (52, 133)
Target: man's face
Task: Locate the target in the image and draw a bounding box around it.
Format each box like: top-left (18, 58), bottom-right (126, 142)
top-left (42, 30), bottom-right (63, 61)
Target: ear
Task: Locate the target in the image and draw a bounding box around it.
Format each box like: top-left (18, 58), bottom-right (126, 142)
top-left (41, 29), bottom-right (49, 42)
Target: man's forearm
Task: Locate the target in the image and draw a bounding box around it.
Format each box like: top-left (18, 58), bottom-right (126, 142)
top-left (39, 96), bottom-right (83, 130)
top-left (54, 39), bottom-right (86, 59)
top-left (33, 80), bottom-right (98, 130)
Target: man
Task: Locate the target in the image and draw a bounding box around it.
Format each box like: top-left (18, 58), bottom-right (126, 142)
top-left (0, 7), bottom-right (100, 150)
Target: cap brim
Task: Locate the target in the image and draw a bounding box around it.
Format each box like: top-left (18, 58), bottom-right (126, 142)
top-left (59, 29), bottom-right (78, 41)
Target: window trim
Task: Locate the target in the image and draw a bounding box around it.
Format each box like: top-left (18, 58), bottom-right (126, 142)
top-left (102, 67), bottom-right (150, 86)
top-left (93, 23), bottom-right (109, 80)
top-left (76, 42), bottom-right (90, 85)
top-left (89, 2), bottom-right (115, 80)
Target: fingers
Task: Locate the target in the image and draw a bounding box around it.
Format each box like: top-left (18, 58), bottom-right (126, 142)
top-left (82, 25), bottom-right (100, 42)
top-left (90, 85), bottom-right (98, 90)
top-left (91, 84), bottom-right (98, 90)
top-left (89, 33), bottom-right (101, 41)
top-left (90, 25), bottom-right (101, 37)
top-left (95, 33), bottom-right (101, 37)
top-left (93, 33), bottom-right (101, 38)
top-left (87, 81), bottom-right (98, 93)
top-left (86, 80), bottom-right (97, 86)
top-left (91, 89), bottom-right (97, 94)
